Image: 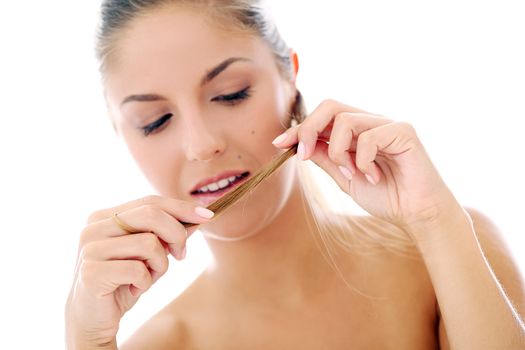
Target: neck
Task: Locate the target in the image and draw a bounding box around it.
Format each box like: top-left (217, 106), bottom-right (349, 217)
top-left (202, 177), bottom-right (339, 307)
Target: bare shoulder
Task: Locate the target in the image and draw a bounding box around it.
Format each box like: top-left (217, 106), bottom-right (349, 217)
top-left (423, 206), bottom-right (525, 349)
top-left (119, 311), bottom-right (188, 350)
top-left (463, 206), bottom-right (525, 319)
top-left (349, 208), bottom-right (525, 349)
top-left (348, 208), bottom-right (525, 312)
top-left (336, 213), bottom-right (437, 308)
top-left (330, 214), bottom-right (440, 346)
top-left (119, 273), bottom-right (208, 350)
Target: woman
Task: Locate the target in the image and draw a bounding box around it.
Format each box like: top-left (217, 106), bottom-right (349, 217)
top-left (65, 1), bottom-right (525, 349)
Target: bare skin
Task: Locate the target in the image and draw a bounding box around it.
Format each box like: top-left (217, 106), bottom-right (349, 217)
top-left (119, 203), bottom-right (521, 350)
top-left (121, 214), bottom-right (441, 350)
top-left (66, 4), bottom-right (525, 350)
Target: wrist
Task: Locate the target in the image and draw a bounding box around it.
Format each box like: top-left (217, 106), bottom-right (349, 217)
top-left (66, 326), bottom-right (117, 350)
top-left (401, 198), bottom-right (471, 246)
top-left (67, 338), bottom-right (117, 350)
top-left (65, 306), bottom-right (119, 350)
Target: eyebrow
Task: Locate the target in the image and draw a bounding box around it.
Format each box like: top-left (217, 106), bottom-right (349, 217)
top-left (120, 57), bottom-right (252, 107)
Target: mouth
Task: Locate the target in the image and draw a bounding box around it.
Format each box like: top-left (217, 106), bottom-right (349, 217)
top-left (190, 171), bottom-right (251, 206)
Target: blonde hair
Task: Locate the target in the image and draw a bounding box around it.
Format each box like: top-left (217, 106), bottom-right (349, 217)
top-left (96, 0), bottom-right (418, 297)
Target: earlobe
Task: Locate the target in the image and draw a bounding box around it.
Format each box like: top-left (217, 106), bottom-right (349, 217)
top-left (289, 48), bottom-right (299, 83)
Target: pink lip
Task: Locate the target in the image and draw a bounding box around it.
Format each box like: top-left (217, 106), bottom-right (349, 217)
top-left (190, 173), bottom-right (250, 207)
top-left (189, 170), bottom-right (250, 194)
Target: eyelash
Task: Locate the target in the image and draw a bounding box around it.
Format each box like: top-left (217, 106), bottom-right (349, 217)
top-left (211, 86), bottom-right (251, 105)
top-left (139, 86), bottom-right (252, 136)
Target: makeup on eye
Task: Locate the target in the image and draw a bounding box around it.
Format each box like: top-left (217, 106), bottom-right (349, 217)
top-left (211, 86), bottom-right (252, 105)
top-left (140, 113), bottom-right (173, 136)
top-left (138, 86), bottom-right (253, 137)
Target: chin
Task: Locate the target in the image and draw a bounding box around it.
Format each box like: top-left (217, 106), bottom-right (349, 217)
top-left (198, 161), bottom-right (296, 240)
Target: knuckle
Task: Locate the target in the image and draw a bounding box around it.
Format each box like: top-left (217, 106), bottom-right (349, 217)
top-left (78, 224), bottom-right (96, 247)
top-left (79, 260), bottom-right (98, 286)
top-left (129, 260), bottom-right (145, 276)
top-left (357, 131), bottom-right (372, 146)
top-left (134, 262), bottom-right (152, 284)
top-left (142, 195), bottom-right (160, 205)
top-left (327, 147), bottom-right (345, 165)
top-left (157, 256), bottom-right (169, 276)
top-left (86, 210), bottom-right (105, 224)
top-left (141, 234), bottom-right (161, 253)
top-left (79, 242), bottom-right (97, 261)
top-left (399, 121), bottom-right (416, 133)
top-left (334, 113), bottom-right (347, 124)
top-left (297, 126), bottom-right (313, 140)
top-left (334, 114), bottom-right (355, 133)
top-left (355, 154), bottom-right (370, 172)
top-left (344, 113), bottom-right (358, 125)
top-left (142, 204), bottom-right (161, 223)
top-left (320, 98), bottom-right (338, 109)
top-left (173, 224), bottom-right (187, 240)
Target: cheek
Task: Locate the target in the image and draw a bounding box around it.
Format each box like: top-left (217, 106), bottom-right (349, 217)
top-left (246, 83), bottom-right (289, 140)
top-left (232, 86), bottom-right (289, 167)
top-left (122, 135), bottom-right (179, 193)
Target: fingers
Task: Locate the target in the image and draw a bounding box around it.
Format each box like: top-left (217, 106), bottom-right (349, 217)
top-left (354, 121), bottom-right (418, 184)
top-left (327, 113), bottom-right (357, 175)
top-left (327, 112), bottom-right (389, 182)
top-left (272, 99), bottom-right (390, 161)
top-left (87, 195), bottom-right (214, 225)
top-left (102, 206), bottom-right (189, 259)
top-left (81, 233), bottom-right (169, 283)
top-left (80, 259), bottom-right (153, 298)
top-left (272, 99), bottom-right (421, 187)
top-left (354, 128), bottom-right (383, 185)
top-left (309, 140), bottom-right (383, 195)
top-left (83, 195), bottom-right (215, 260)
top-left (273, 99), bottom-right (347, 152)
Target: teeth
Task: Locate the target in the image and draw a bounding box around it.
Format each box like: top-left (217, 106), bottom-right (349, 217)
top-left (217, 178), bottom-right (230, 189)
top-left (197, 174), bottom-right (244, 193)
top-left (208, 182), bottom-right (219, 191)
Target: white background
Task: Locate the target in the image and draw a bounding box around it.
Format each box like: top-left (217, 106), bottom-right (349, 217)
top-left (1, 1), bottom-right (523, 348)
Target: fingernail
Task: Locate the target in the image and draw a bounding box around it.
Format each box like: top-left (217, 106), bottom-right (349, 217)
top-left (195, 207), bottom-right (214, 219)
top-left (297, 142), bottom-right (306, 160)
top-left (365, 174), bottom-right (377, 185)
top-left (180, 246), bottom-right (187, 260)
top-left (338, 166), bottom-right (353, 180)
top-left (272, 132), bottom-right (288, 145)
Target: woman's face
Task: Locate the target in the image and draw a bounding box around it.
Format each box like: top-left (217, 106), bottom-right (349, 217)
top-left (103, 7), bottom-right (298, 237)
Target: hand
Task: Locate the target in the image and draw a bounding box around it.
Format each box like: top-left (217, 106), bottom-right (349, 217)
top-left (65, 195), bottom-right (214, 348)
top-left (272, 99), bottom-right (457, 237)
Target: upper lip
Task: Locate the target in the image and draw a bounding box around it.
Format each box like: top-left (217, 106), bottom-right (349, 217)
top-left (189, 170), bottom-right (249, 194)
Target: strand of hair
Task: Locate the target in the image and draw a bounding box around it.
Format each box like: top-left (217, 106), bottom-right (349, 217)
top-left (182, 143), bottom-right (298, 228)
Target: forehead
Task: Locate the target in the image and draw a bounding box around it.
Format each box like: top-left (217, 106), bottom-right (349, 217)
top-left (105, 7), bottom-right (273, 89)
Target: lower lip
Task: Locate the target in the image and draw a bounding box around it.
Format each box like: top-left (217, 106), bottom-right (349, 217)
top-left (191, 173), bottom-right (250, 207)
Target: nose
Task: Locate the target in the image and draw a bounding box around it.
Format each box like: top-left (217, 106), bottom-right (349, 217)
top-left (182, 115), bottom-right (226, 162)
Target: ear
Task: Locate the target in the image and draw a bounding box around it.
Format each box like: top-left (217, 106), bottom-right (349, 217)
top-left (289, 48), bottom-right (299, 84)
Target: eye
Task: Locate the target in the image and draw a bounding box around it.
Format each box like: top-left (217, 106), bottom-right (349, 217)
top-left (139, 113), bottom-right (172, 137)
top-left (212, 86), bottom-right (251, 105)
